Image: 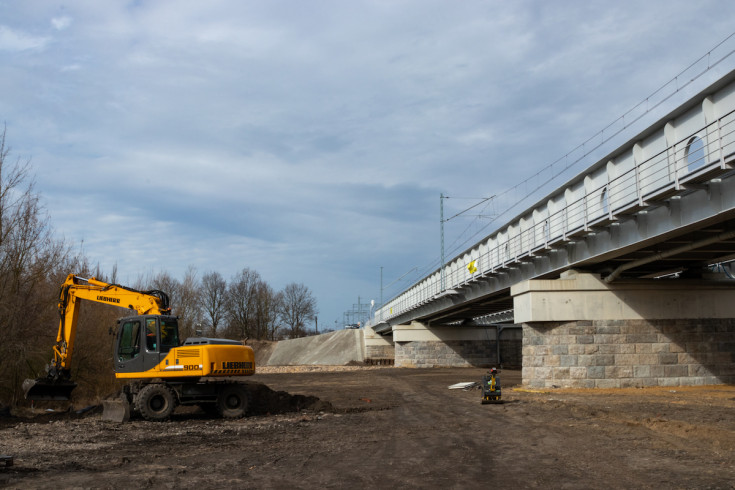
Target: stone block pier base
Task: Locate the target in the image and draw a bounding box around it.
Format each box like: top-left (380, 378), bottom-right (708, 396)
top-left (512, 271), bottom-right (735, 388)
top-left (393, 322), bottom-right (498, 368)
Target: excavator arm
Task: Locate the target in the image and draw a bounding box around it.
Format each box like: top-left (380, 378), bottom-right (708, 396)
top-left (24, 274), bottom-right (172, 400)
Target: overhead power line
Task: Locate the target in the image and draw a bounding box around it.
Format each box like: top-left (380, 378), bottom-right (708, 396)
top-left (443, 29), bottom-right (735, 261)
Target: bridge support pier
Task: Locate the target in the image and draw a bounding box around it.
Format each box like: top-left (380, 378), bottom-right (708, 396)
top-left (512, 271), bottom-right (735, 388)
top-left (363, 325), bottom-right (395, 363)
top-left (393, 322), bottom-right (497, 368)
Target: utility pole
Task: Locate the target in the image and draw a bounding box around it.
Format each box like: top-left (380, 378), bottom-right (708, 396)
top-left (380, 266), bottom-right (383, 309)
top-left (379, 266), bottom-right (384, 321)
top-left (440, 193), bottom-right (446, 291)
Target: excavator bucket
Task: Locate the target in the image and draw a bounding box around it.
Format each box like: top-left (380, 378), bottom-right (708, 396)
top-left (101, 395), bottom-right (131, 423)
top-left (22, 378), bottom-right (77, 401)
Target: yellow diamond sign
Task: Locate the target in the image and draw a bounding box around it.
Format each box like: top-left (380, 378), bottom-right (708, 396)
top-left (467, 260), bottom-right (477, 274)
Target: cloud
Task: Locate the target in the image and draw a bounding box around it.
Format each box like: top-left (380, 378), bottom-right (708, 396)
top-left (51, 16), bottom-right (72, 31)
top-left (0, 25), bottom-right (49, 51)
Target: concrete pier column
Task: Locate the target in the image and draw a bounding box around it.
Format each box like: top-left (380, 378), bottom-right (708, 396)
top-left (393, 321), bottom-right (497, 368)
top-left (512, 271), bottom-right (735, 388)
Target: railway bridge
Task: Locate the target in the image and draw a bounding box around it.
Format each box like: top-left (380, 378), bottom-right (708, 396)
top-left (366, 69), bottom-right (735, 388)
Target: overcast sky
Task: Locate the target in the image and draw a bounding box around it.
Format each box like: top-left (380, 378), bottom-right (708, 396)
top-left (2, 1), bottom-right (735, 329)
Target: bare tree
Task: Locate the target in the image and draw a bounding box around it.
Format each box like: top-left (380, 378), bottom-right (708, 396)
top-left (225, 268), bottom-right (260, 339)
top-left (280, 283), bottom-right (318, 339)
top-left (0, 127), bottom-right (74, 404)
top-left (254, 280), bottom-right (282, 340)
top-left (201, 270), bottom-right (226, 337)
top-left (176, 266), bottom-right (201, 339)
top-left (148, 270), bottom-right (180, 305)
top-left (146, 267), bottom-right (201, 339)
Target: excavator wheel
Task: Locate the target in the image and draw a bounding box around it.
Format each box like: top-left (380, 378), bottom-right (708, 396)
top-left (217, 384), bottom-right (251, 419)
top-left (135, 384), bottom-right (176, 422)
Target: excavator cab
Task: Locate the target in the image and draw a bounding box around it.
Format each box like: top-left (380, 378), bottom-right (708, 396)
top-left (114, 315), bottom-right (179, 375)
top-left (24, 315), bottom-right (182, 401)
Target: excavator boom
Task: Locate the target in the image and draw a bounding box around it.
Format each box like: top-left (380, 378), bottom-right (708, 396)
top-left (24, 274), bottom-right (171, 401)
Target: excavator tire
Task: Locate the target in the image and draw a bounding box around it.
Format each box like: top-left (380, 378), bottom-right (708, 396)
top-left (217, 384), bottom-right (250, 419)
top-left (136, 384), bottom-right (176, 422)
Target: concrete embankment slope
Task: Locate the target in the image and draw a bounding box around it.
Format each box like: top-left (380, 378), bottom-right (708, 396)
top-left (259, 329), bottom-right (364, 366)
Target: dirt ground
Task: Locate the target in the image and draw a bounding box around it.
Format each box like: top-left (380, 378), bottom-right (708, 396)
top-left (1, 367), bottom-right (734, 489)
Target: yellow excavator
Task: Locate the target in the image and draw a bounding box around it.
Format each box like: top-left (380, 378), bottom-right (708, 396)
top-left (23, 274), bottom-right (256, 422)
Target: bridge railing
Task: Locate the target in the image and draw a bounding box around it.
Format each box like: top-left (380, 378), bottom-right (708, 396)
top-left (376, 97), bottom-right (735, 325)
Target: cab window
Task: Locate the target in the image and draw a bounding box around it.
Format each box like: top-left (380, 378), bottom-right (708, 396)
top-left (146, 318), bottom-right (157, 351)
top-left (118, 320), bottom-right (141, 361)
top-left (160, 318), bottom-right (180, 353)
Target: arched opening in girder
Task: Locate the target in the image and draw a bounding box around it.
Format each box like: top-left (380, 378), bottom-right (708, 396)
top-left (686, 135), bottom-right (705, 172)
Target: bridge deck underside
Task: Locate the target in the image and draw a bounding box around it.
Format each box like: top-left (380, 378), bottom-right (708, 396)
top-left (403, 213), bottom-right (735, 328)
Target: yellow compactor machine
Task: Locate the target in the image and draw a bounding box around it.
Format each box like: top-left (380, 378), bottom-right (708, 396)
top-left (24, 274), bottom-right (256, 421)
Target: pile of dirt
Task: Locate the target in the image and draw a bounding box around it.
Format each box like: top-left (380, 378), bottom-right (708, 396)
top-left (262, 329), bottom-right (364, 366)
top-left (244, 381), bottom-right (333, 415)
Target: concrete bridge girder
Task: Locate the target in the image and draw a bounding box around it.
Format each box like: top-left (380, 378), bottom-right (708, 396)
top-left (376, 176), bottom-right (735, 332)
